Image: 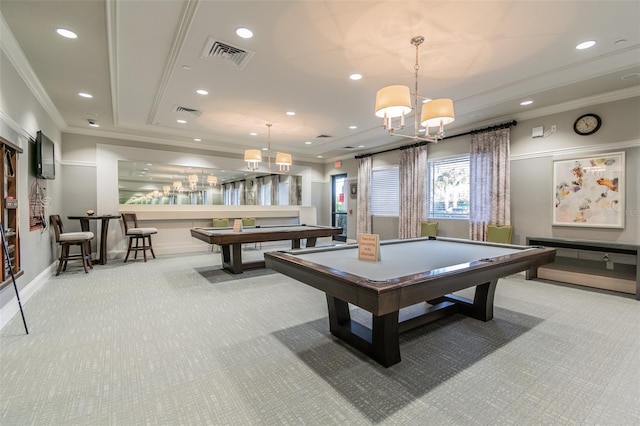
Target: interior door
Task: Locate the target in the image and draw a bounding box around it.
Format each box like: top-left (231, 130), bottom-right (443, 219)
top-left (331, 174), bottom-right (348, 242)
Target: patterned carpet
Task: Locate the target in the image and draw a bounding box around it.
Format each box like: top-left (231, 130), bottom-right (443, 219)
top-left (1, 249), bottom-right (639, 425)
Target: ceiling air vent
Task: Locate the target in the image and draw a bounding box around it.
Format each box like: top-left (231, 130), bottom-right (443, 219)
top-left (315, 134), bottom-right (332, 138)
top-left (342, 146), bottom-right (357, 150)
top-left (200, 37), bottom-right (254, 69)
top-left (172, 105), bottom-right (202, 117)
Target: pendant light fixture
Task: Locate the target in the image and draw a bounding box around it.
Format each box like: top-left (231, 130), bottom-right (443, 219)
top-left (374, 36), bottom-right (455, 143)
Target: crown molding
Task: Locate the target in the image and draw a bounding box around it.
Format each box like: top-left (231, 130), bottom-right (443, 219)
top-left (0, 13), bottom-right (67, 131)
top-left (510, 138), bottom-right (640, 162)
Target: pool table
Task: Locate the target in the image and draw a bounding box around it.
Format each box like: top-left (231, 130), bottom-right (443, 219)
top-left (191, 224), bottom-right (343, 274)
top-left (264, 236), bottom-right (556, 367)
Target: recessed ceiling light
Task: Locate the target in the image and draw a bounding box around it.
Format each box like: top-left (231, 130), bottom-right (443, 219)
top-left (358, 145), bottom-right (365, 148)
top-left (262, 147), bottom-right (268, 151)
top-left (576, 40), bottom-right (596, 50)
top-left (88, 122), bottom-right (100, 128)
top-left (349, 73), bottom-right (362, 80)
top-left (181, 65), bottom-right (192, 70)
top-left (78, 92), bottom-right (93, 98)
top-left (194, 138), bottom-right (202, 142)
top-left (236, 27), bottom-right (253, 39)
top-left (520, 100), bottom-right (533, 106)
top-left (249, 132), bottom-right (258, 136)
top-left (56, 28), bottom-right (77, 39)
top-left (286, 111), bottom-right (296, 116)
top-left (305, 141), bottom-right (312, 145)
top-left (316, 155), bottom-right (323, 158)
top-left (349, 125), bottom-right (357, 129)
top-left (196, 89), bottom-right (208, 95)
top-left (177, 119), bottom-right (187, 124)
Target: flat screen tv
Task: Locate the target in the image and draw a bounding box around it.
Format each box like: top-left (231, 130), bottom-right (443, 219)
top-left (35, 130), bottom-right (55, 179)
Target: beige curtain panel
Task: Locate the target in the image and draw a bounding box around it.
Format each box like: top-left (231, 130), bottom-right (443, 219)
top-left (469, 128), bottom-right (511, 241)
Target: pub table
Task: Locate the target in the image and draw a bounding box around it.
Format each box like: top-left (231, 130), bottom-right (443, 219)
top-left (68, 214), bottom-right (120, 265)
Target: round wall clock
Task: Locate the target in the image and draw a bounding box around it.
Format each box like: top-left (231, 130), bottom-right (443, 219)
top-left (573, 113), bottom-right (602, 136)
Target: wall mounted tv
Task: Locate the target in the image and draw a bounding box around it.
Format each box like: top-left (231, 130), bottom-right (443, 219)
top-left (35, 130), bottom-right (55, 179)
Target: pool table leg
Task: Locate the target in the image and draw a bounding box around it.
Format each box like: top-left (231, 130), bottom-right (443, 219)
top-left (455, 279), bottom-right (498, 321)
top-left (220, 244), bottom-right (243, 274)
top-left (326, 295), bottom-right (401, 367)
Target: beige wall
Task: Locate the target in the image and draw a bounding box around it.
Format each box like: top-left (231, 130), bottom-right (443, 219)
top-left (324, 97), bottom-right (640, 243)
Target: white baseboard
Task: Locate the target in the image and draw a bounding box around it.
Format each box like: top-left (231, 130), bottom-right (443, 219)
top-left (0, 262), bottom-right (55, 331)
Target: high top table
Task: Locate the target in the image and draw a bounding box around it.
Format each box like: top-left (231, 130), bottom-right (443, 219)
top-left (68, 215), bottom-right (120, 265)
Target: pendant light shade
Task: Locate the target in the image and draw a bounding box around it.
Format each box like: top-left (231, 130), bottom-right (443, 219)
top-left (374, 85), bottom-right (411, 118)
top-left (420, 98), bottom-right (455, 128)
top-left (244, 149), bottom-right (262, 170)
top-left (275, 152), bottom-right (292, 172)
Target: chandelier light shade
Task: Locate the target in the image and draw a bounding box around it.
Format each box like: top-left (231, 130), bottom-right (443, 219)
top-left (173, 180), bottom-right (184, 193)
top-left (375, 36), bottom-right (455, 143)
top-left (162, 185), bottom-right (171, 195)
top-left (420, 98), bottom-right (455, 128)
top-left (207, 175), bottom-right (218, 186)
top-left (188, 174), bottom-right (198, 190)
top-left (375, 85), bottom-right (411, 119)
top-left (244, 149), bottom-right (262, 171)
top-left (275, 152), bottom-right (293, 172)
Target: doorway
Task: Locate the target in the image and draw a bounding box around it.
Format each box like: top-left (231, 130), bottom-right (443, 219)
top-left (331, 174), bottom-right (348, 242)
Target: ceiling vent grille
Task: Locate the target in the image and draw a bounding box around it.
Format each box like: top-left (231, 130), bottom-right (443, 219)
top-left (172, 105), bottom-right (203, 117)
top-left (342, 146), bottom-right (357, 150)
top-left (200, 37), bottom-right (254, 69)
top-left (315, 134), bottom-right (332, 138)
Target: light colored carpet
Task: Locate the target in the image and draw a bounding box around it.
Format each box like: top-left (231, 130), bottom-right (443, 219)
top-left (1, 248), bottom-right (639, 425)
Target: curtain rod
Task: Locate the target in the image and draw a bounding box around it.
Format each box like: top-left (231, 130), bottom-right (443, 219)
top-left (355, 120), bottom-right (517, 159)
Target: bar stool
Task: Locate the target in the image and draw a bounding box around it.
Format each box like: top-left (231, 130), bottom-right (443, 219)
top-left (50, 215), bottom-right (94, 276)
top-left (121, 213), bottom-right (157, 262)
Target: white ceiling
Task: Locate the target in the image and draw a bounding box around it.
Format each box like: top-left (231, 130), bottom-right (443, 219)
top-left (1, 0), bottom-right (639, 162)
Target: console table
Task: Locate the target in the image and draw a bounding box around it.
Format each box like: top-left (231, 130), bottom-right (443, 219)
top-left (526, 237), bottom-right (639, 299)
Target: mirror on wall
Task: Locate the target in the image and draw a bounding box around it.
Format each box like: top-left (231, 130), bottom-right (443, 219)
top-left (118, 161), bottom-right (302, 205)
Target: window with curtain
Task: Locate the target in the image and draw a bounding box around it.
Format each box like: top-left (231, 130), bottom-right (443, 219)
top-left (260, 178), bottom-right (272, 205)
top-left (370, 165), bottom-right (399, 216)
top-left (427, 155), bottom-right (470, 219)
top-left (278, 178), bottom-right (289, 205)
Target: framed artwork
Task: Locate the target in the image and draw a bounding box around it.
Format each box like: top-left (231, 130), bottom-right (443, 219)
top-left (553, 151), bottom-right (625, 228)
top-left (349, 183), bottom-right (357, 199)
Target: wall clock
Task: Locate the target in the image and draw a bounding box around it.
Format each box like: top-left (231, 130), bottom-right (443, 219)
top-left (573, 113), bottom-right (601, 136)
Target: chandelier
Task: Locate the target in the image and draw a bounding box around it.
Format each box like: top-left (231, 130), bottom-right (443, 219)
top-left (206, 175), bottom-right (218, 186)
top-left (244, 124), bottom-right (292, 171)
top-left (374, 36), bottom-right (455, 143)
top-left (187, 174), bottom-right (198, 190)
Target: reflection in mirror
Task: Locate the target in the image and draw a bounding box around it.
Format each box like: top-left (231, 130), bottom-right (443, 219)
top-left (118, 161), bottom-right (302, 206)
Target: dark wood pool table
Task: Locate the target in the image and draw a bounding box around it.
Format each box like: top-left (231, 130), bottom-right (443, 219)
top-left (264, 236), bottom-right (556, 367)
top-left (191, 224), bottom-right (343, 274)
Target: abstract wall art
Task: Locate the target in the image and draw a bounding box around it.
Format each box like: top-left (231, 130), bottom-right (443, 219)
top-left (553, 151), bottom-right (625, 228)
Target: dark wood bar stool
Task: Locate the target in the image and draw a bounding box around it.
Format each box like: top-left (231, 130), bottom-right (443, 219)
top-left (121, 213), bottom-right (157, 262)
top-left (50, 215), bottom-right (94, 276)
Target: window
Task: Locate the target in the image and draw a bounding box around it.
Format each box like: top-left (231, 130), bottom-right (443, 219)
top-left (427, 155), bottom-right (470, 219)
top-left (370, 165), bottom-right (399, 216)
top-left (260, 179), bottom-right (271, 205)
